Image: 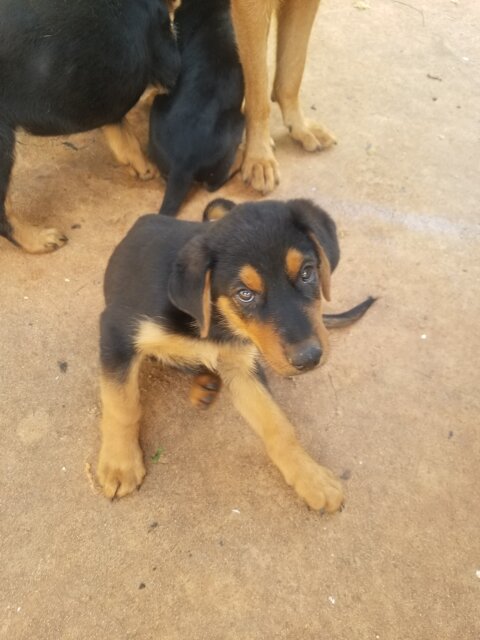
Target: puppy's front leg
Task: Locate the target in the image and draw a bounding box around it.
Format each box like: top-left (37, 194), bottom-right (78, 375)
top-left (219, 358), bottom-right (343, 512)
top-left (97, 356), bottom-right (146, 498)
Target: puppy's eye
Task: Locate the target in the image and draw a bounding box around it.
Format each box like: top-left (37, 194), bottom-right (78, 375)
top-left (300, 265), bottom-right (315, 283)
top-left (236, 289), bottom-right (255, 303)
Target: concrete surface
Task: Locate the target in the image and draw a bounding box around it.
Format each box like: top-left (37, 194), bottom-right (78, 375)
top-left (1, 1), bottom-right (479, 638)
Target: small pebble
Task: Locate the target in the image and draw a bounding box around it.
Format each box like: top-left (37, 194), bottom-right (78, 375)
top-left (232, 508), bottom-right (240, 514)
top-left (475, 570), bottom-right (480, 579)
top-left (421, 334), bottom-right (427, 340)
top-left (58, 361), bottom-right (68, 373)
top-left (328, 596), bottom-right (336, 605)
top-left (139, 583), bottom-right (146, 590)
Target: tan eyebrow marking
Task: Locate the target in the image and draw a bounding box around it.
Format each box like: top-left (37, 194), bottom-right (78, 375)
top-left (285, 248), bottom-right (305, 280)
top-left (239, 264), bottom-right (264, 293)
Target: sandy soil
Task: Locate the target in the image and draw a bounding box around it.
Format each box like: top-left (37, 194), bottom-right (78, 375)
top-left (1, 1), bottom-right (479, 638)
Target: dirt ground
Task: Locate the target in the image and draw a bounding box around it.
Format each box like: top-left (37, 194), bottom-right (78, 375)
top-left (1, 1), bottom-right (479, 638)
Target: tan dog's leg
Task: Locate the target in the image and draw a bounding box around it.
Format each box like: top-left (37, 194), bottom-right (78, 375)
top-left (97, 357), bottom-right (146, 498)
top-left (273, 0), bottom-right (336, 152)
top-left (218, 351), bottom-right (343, 511)
top-left (102, 118), bottom-right (157, 181)
top-left (231, 0), bottom-right (279, 194)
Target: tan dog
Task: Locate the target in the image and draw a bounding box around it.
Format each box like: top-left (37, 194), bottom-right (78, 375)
top-left (231, 0), bottom-right (336, 194)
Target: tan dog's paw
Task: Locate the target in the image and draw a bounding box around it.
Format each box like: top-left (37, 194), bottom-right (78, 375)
top-left (241, 152), bottom-right (280, 194)
top-left (289, 120), bottom-right (337, 153)
top-left (293, 460), bottom-right (344, 512)
top-left (97, 441), bottom-right (146, 499)
top-left (189, 371), bottom-right (222, 410)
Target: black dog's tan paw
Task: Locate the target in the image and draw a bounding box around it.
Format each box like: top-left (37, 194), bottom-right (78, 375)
top-left (189, 371), bottom-right (222, 410)
top-left (11, 220), bottom-right (68, 254)
top-left (292, 460), bottom-right (344, 512)
top-left (127, 158), bottom-right (158, 181)
top-left (97, 441), bottom-right (146, 499)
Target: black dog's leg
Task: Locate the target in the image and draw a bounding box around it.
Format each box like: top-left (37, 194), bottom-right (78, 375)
top-left (159, 167), bottom-right (194, 217)
top-left (0, 121), bottom-right (67, 253)
top-left (0, 123), bottom-right (16, 245)
top-left (102, 119), bottom-right (157, 181)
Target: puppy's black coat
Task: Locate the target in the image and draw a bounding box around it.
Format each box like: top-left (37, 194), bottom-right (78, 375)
top-left (0, 0), bottom-right (180, 250)
top-left (149, 0), bottom-right (244, 217)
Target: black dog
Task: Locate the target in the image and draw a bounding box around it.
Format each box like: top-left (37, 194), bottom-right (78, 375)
top-left (97, 198), bottom-right (373, 510)
top-left (149, 0), bottom-right (244, 217)
top-left (0, 0), bottom-right (180, 253)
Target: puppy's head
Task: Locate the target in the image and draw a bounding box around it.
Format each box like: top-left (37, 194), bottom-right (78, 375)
top-left (169, 199), bottom-right (339, 377)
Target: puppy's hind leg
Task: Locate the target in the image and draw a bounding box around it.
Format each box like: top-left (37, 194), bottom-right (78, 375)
top-left (103, 118), bottom-right (157, 181)
top-left (189, 369), bottom-right (222, 410)
top-left (0, 122), bottom-right (67, 253)
top-left (273, 0), bottom-right (336, 152)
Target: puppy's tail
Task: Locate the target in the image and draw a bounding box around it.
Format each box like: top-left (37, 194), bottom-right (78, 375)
top-left (159, 168), bottom-right (194, 217)
top-left (323, 296), bottom-right (377, 329)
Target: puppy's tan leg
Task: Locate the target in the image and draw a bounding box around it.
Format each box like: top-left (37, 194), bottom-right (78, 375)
top-left (7, 212), bottom-right (67, 254)
top-left (231, 0), bottom-right (279, 194)
top-left (97, 357), bottom-right (146, 499)
top-left (273, 0), bottom-right (336, 152)
top-left (218, 351), bottom-right (343, 511)
top-left (102, 119), bottom-right (157, 181)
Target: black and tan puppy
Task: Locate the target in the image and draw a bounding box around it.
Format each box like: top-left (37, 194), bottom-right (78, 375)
top-left (0, 0), bottom-right (180, 253)
top-left (96, 198), bottom-right (369, 512)
top-left (149, 0), bottom-right (244, 217)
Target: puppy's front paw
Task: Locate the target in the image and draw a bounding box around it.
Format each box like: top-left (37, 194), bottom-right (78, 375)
top-left (97, 441), bottom-right (146, 499)
top-left (289, 120), bottom-right (337, 152)
top-left (293, 460), bottom-right (344, 512)
top-left (189, 371), bottom-right (222, 410)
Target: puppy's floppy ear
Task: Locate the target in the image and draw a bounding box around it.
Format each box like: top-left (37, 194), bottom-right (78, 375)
top-left (168, 235), bottom-right (212, 337)
top-left (288, 199), bottom-right (340, 301)
top-left (202, 198), bottom-right (236, 222)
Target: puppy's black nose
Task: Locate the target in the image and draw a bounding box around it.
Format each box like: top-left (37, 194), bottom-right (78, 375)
top-left (287, 342), bottom-right (322, 371)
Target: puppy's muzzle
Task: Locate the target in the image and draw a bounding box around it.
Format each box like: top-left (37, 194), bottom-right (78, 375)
top-left (286, 340), bottom-right (322, 372)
